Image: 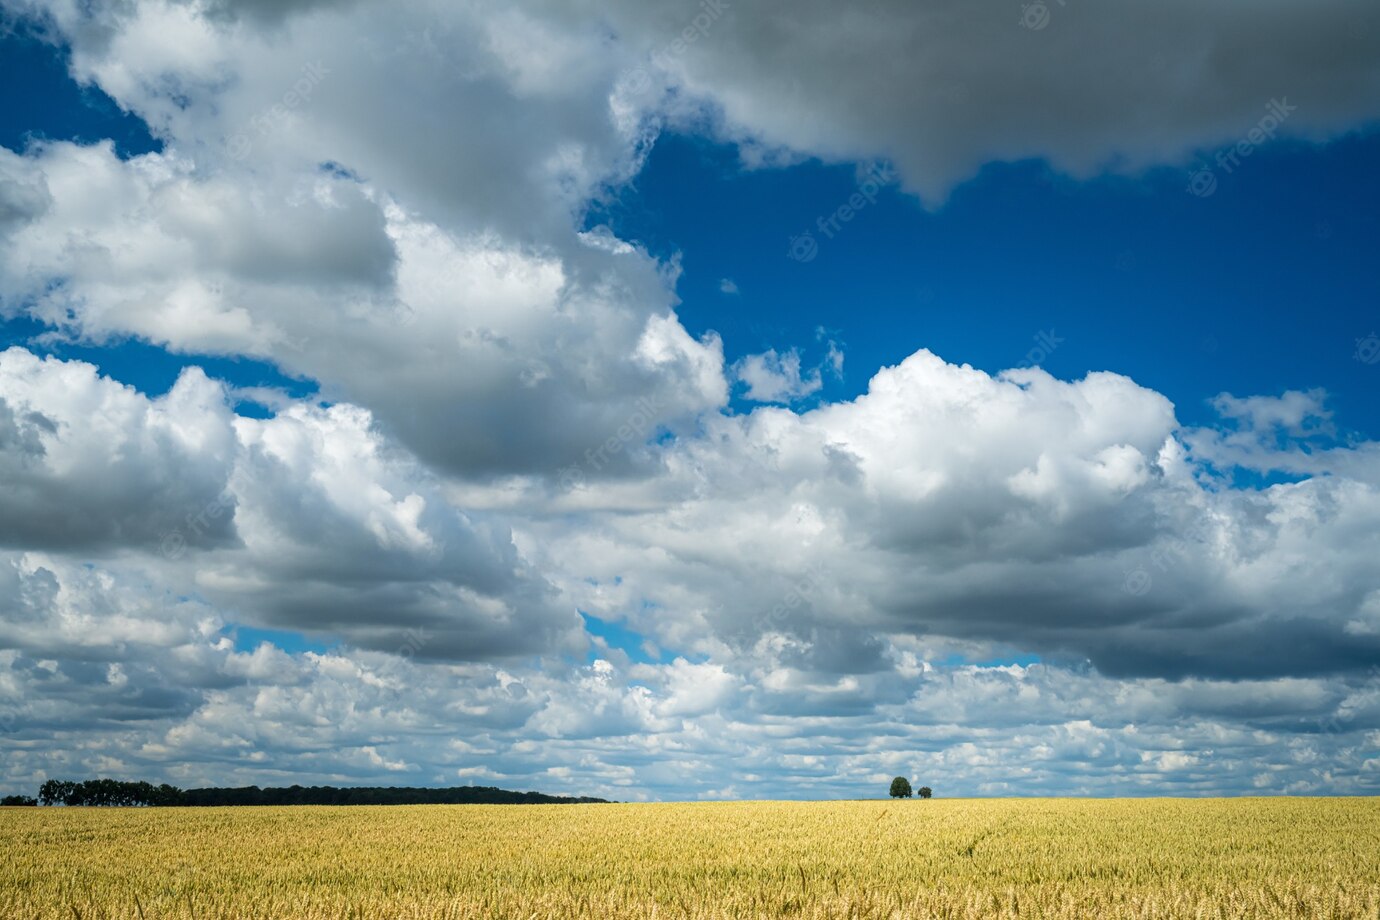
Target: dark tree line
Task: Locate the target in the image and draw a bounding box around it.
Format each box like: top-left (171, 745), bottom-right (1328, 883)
top-left (38, 779), bottom-right (184, 807)
top-left (29, 779), bottom-right (610, 807)
top-left (176, 785), bottom-right (611, 806)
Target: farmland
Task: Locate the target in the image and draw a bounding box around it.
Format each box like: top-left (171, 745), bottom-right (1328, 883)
top-left (2, 798), bottom-right (1378, 918)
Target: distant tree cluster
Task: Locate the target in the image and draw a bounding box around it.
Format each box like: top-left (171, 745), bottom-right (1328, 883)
top-left (39, 779), bottom-right (182, 807)
top-left (1, 794), bottom-right (37, 806)
top-left (27, 779), bottom-right (610, 807)
top-left (888, 777), bottom-right (933, 799)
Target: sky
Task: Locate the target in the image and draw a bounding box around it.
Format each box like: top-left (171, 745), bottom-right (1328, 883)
top-left (0, 0), bottom-right (1378, 801)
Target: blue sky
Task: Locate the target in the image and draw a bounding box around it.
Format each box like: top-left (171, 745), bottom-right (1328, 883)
top-left (0, 20), bottom-right (160, 158)
top-left (2, 1), bottom-right (1379, 801)
top-left (603, 131), bottom-right (1380, 438)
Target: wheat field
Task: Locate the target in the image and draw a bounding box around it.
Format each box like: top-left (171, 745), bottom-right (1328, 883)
top-left (2, 798), bottom-right (1378, 919)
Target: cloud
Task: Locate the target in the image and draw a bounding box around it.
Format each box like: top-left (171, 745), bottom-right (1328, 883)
top-left (14, 0), bottom-right (1380, 214)
top-left (578, 0), bottom-right (1380, 202)
top-left (1183, 389), bottom-right (1380, 481)
top-left (733, 348), bottom-right (823, 403)
top-left (718, 278), bottom-right (739, 295)
top-left (0, 0), bottom-right (727, 479)
top-left (0, 348), bottom-right (578, 661)
top-left (216, 397), bottom-right (581, 659)
top-left (1210, 389), bottom-right (1333, 434)
top-left (0, 347), bottom-right (238, 554)
top-left (530, 350), bottom-right (1380, 682)
top-left (0, 140), bottom-right (726, 478)
top-left (821, 338), bottom-right (844, 378)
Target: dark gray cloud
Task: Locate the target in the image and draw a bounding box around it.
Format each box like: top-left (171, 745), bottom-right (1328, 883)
top-left (570, 0), bottom-right (1380, 201)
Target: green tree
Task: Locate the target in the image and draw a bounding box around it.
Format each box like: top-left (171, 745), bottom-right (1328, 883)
top-left (1, 794), bottom-right (37, 806)
top-left (918, 786), bottom-right (932, 799)
top-left (889, 776), bottom-right (912, 798)
top-left (38, 780), bottom-right (75, 806)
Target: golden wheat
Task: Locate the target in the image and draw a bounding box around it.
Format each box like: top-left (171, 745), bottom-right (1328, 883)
top-left (1, 798), bottom-right (1378, 918)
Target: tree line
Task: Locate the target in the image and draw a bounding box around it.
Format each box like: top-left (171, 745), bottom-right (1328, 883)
top-left (8, 779), bottom-right (609, 807)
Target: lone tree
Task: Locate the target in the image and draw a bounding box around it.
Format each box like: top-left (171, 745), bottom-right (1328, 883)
top-left (889, 776), bottom-right (912, 798)
top-left (917, 786), bottom-right (933, 799)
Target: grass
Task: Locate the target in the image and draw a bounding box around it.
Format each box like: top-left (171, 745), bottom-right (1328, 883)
top-left (2, 797), bottom-right (1378, 918)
